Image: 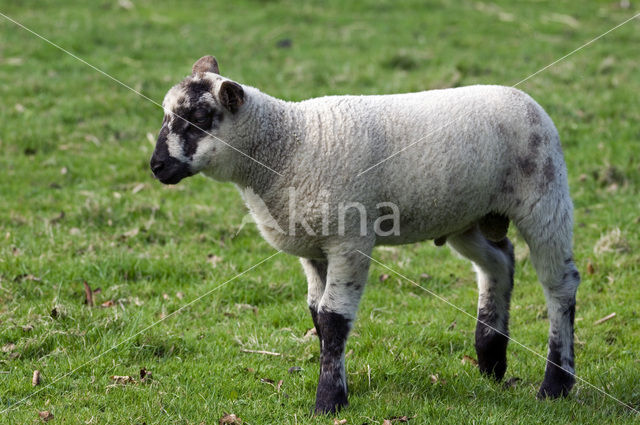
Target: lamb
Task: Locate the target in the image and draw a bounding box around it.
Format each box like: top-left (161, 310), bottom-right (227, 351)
top-left (149, 55), bottom-right (581, 414)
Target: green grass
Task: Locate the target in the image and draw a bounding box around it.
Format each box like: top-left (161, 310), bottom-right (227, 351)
top-left (1, 0), bottom-right (640, 423)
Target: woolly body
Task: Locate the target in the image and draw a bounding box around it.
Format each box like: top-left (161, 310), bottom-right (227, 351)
top-left (150, 57), bottom-right (580, 414)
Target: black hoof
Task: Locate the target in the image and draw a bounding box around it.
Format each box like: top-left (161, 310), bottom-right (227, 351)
top-left (537, 377), bottom-right (574, 399)
top-left (314, 386), bottom-right (348, 415)
top-left (314, 399), bottom-right (348, 415)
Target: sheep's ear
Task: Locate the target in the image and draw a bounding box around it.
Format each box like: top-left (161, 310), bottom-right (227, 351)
top-left (219, 80), bottom-right (245, 113)
top-left (192, 55), bottom-right (219, 75)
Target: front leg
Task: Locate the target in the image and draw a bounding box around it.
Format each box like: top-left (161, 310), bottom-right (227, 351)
top-left (307, 245), bottom-right (371, 414)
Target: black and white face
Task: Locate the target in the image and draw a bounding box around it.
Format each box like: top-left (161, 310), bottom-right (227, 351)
top-left (150, 56), bottom-right (244, 185)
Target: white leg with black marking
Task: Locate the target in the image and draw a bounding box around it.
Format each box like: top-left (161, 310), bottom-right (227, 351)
top-left (448, 227), bottom-right (515, 380)
top-left (305, 244), bottom-right (371, 414)
top-left (531, 249), bottom-right (579, 398)
top-left (514, 192), bottom-right (580, 398)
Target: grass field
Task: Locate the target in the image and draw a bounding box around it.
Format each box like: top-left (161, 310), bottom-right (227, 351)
top-left (1, 0), bottom-right (640, 423)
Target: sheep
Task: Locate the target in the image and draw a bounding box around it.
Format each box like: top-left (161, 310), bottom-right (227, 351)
top-left (149, 55), bottom-right (580, 414)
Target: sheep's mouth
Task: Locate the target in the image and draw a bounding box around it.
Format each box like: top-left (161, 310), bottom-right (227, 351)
top-left (153, 160), bottom-right (194, 185)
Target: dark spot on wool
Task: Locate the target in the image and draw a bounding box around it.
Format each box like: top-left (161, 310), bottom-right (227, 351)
top-left (498, 167), bottom-right (515, 193)
top-left (500, 181), bottom-right (514, 194)
top-left (496, 123), bottom-right (508, 140)
top-left (564, 257), bottom-right (573, 265)
top-left (354, 284), bottom-right (362, 291)
top-left (543, 156), bottom-right (555, 184)
top-left (345, 281), bottom-right (353, 287)
top-left (517, 156), bottom-right (536, 176)
top-left (528, 133), bottom-right (542, 154)
top-left (525, 102), bottom-right (541, 125)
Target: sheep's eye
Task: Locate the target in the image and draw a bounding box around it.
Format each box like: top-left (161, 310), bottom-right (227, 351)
top-left (192, 110), bottom-right (210, 126)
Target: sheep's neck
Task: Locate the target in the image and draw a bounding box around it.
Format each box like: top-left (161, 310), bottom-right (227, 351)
top-left (232, 87), bottom-right (302, 193)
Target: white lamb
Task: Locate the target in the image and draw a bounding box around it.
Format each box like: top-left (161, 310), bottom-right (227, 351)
top-left (150, 56), bottom-right (580, 414)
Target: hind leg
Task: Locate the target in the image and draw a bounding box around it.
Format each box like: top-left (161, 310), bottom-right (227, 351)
top-left (448, 226), bottom-right (515, 380)
top-left (516, 197), bottom-right (580, 398)
top-left (528, 237), bottom-right (579, 398)
top-left (301, 258), bottom-right (328, 353)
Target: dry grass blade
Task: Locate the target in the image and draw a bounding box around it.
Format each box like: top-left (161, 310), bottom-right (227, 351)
top-left (240, 349), bottom-right (281, 356)
top-left (594, 312), bottom-right (616, 325)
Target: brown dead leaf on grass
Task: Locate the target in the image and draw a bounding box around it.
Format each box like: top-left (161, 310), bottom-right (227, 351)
top-left (83, 281), bottom-right (95, 307)
top-left (2, 343), bottom-right (16, 353)
top-left (14, 274), bottom-right (41, 282)
top-left (110, 375), bottom-right (136, 385)
top-left (586, 260), bottom-right (595, 275)
top-left (236, 303), bottom-right (258, 314)
top-left (594, 228), bottom-right (630, 255)
top-left (140, 368), bottom-right (153, 383)
top-left (120, 228), bottom-right (140, 240)
top-left (461, 355), bottom-right (478, 366)
top-left (219, 413), bottom-right (242, 424)
top-left (38, 410), bottom-right (54, 422)
top-left (384, 415), bottom-right (415, 423)
top-left (100, 300), bottom-right (115, 308)
top-left (333, 419), bottom-right (347, 425)
top-left (207, 254), bottom-right (223, 267)
top-left (131, 183), bottom-right (146, 194)
top-left (379, 273), bottom-right (390, 282)
top-left (32, 370), bottom-right (41, 386)
top-left (383, 416), bottom-right (410, 424)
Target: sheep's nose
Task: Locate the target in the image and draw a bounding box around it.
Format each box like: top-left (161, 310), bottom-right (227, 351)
top-left (150, 161), bottom-right (165, 175)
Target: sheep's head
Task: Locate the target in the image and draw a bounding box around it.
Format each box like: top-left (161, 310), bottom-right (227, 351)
top-left (150, 56), bottom-right (245, 184)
